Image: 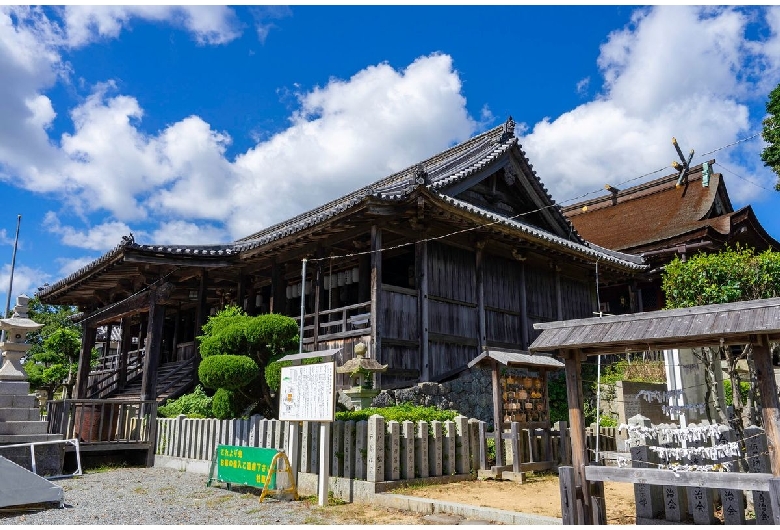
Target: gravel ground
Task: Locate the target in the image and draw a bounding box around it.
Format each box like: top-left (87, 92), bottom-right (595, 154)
top-left (0, 466), bottom-right (423, 525)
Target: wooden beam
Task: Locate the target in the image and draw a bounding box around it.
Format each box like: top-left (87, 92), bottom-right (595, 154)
top-left (491, 359), bottom-right (504, 468)
top-left (416, 241), bottom-right (430, 381)
top-left (370, 225), bottom-right (382, 364)
top-left (75, 324), bottom-right (97, 399)
top-left (564, 348), bottom-right (591, 524)
top-left (123, 254), bottom-right (234, 267)
top-left (585, 465), bottom-right (774, 491)
top-left (140, 287), bottom-right (166, 402)
top-left (118, 316), bottom-right (132, 389)
top-left (754, 335), bottom-right (780, 476)
top-left (476, 242), bottom-right (487, 354)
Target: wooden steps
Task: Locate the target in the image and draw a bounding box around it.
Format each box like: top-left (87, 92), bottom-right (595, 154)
top-left (108, 360), bottom-right (196, 403)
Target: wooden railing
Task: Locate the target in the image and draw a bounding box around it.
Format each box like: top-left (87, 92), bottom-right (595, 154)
top-left (155, 357), bottom-right (196, 401)
top-left (86, 348), bottom-right (145, 398)
top-left (294, 301), bottom-right (371, 344)
top-left (46, 399), bottom-right (157, 447)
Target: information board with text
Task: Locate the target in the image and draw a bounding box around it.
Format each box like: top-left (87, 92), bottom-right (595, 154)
top-left (278, 361), bottom-right (335, 422)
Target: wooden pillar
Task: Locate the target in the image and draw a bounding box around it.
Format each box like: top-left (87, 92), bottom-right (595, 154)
top-left (140, 292), bottom-right (166, 402)
top-left (491, 359), bottom-right (504, 468)
top-left (246, 283), bottom-right (257, 316)
top-left (118, 316), bottom-right (132, 389)
top-left (104, 323), bottom-right (114, 363)
top-left (554, 264), bottom-right (563, 321)
top-left (563, 348), bottom-right (591, 524)
top-left (416, 241), bottom-right (430, 381)
top-left (75, 324), bottom-right (97, 399)
top-left (271, 262), bottom-right (286, 314)
top-left (313, 250), bottom-right (324, 349)
top-left (519, 262), bottom-right (529, 349)
top-left (359, 253), bottom-right (371, 303)
top-left (754, 335), bottom-right (780, 476)
top-left (194, 270), bottom-right (208, 337)
top-left (476, 242), bottom-right (486, 354)
top-left (370, 226), bottom-right (382, 363)
top-left (171, 304), bottom-right (181, 362)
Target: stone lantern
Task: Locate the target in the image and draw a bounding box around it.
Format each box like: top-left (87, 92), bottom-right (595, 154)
top-left (336, 342), bottom-right (387, 410)
top-left (0, 294), bottom-right (43, 381)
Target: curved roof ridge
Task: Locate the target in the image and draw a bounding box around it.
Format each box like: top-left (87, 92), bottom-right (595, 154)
top-left (236, 124), bottom-right (508, 244)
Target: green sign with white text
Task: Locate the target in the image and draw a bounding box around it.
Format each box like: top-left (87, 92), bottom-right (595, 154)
top-left (215, 445), bottom-right (277, 489)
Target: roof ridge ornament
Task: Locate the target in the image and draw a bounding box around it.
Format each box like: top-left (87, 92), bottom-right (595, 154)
top-left (121, 232), bottom-right (135, 246)
top-left (414, 163), bottom-right (429, 186)
top-left (501, 116), bottom-right (516, 142)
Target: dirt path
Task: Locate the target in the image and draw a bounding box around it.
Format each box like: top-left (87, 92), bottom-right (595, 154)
top-left (389, 473), bottom-right (637, 525)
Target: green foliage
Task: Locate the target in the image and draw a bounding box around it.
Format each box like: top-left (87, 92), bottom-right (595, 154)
top-left (723, 379), bottom-right (750, 407)
top-left (196, 306), bottom-right (299, 418)
top-left (335, 403), bottom-right (458, 424)
top-left (264, 355), bottom-right (322, 392)
top-left (212, 388), bottom-right (244, 419)
top-left (198, 355), bottom-right (259, 391)
top-left (158, 385), bottom-right (214, 418)
top-left (662, 246), bottom-right (780, 309)
top-left (23, 324), bottom-right (83, 401)
top-left (547, 372), bottom-right (568, 424)
top-left (761, 83), bottom-right (780, 191)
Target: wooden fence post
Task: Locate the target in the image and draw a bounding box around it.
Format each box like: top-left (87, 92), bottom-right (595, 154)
top-left (718, 425), bottom-right (745, 525)
top-left (477, 421), bottom-right (488, 471)
top-left (768, 478), bottom-right (780, 525)
top-left (559, 465), bottom-right (577, 525)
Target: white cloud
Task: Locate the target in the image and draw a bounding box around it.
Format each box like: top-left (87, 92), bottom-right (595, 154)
top-left (60, 6), bottom-right (241, 47)
top-left (0, 264), bottom-right (49, 308)
top-left (229, 54), bottom-right (476, 237)
top-left (149, 221), bottom-right (229, 245)
top-left (43, 212), bottom-right (137, 251)
top-left (520, 6), bottom-right (780, 207)
top-left (55, 256), bottom-right (97, 277)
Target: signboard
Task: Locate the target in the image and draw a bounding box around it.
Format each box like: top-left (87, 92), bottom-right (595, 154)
top-left (279, 361), bottom-right (335, 422)
top-left (215, 445), bottom-right (277, 489)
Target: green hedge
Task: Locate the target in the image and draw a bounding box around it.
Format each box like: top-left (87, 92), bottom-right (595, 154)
top-left (723, 379), bottom-right (750, 407)
top-left (158, 385), bottom-right (213, 418)
top-left (335, 403), bottom-right (458, 424)
top-left (264, 355), bottom-right (322, 392)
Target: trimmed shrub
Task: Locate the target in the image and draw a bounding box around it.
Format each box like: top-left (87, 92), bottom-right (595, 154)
top-left (212, 388), bottom-right (242, 419)
top-left (198, 355), bottom-right (259, 391)
top-left (335, 403), bottom-right (458, 423)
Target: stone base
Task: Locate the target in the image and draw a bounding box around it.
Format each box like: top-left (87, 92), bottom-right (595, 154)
top-left (0, 443), bottom-right (64, 477)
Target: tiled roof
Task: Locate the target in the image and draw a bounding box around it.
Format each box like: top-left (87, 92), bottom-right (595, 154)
top-left (37, 235), bottom-right (239, 299)
top-left (467, 348), bottom-right (564, 369)
top-left (562, 162), bottom-right (729, 252)
top-left (38, 118), bottom-right (646, 299)
top-left (436, 195), bottom-right (646, 269)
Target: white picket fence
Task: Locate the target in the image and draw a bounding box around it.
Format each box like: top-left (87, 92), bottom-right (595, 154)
top-left (155, 414), bottom-right (481, 481)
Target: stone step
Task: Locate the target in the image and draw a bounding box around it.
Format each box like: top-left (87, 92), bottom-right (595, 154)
top-left (0, 394), bottom-right (37, 408)
top-left (0, 421), bottom-right (49, 435)
top-left (0, 408), bottom-right (41, 421)
top-left (0, 381), bottom-right (30, 396)
top-left (0, 433), bottom-right (63, 444)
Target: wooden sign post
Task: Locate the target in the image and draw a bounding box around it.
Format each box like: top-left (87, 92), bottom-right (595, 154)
top-left (279, 361), bottom-right (335, 507)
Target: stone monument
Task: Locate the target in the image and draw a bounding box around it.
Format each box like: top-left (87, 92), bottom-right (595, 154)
top-left (336, 342), bottom-right (387, 410)
top-left (0, 294), bottom-right (64, 475)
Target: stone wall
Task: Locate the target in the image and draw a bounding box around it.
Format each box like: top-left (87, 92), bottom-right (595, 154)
top-left (370, 367), bottom-right (496, 425)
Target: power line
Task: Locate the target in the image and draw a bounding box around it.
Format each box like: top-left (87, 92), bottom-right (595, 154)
top-left (713, 161), bottom-right (774, 192)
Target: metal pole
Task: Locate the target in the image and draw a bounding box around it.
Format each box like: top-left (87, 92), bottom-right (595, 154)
top-left (1, 215), bottom-right (21, 344)
top-left (299, 258), bottom-right (307, 354)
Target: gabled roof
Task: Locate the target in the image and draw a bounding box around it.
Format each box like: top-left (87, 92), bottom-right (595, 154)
top-left (235, 118), bottom-right (580, 252)
top-left (38, 118), bottom-right (647, 302)
top-left (562, 161), bottom-right (739, 253)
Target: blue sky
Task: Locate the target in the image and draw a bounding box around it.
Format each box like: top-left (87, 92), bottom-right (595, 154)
top-left (2, 5), bottom-right (780, 307)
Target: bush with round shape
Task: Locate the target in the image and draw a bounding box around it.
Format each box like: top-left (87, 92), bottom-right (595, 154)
top-left (198, 355), bottom-right (259, 391)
